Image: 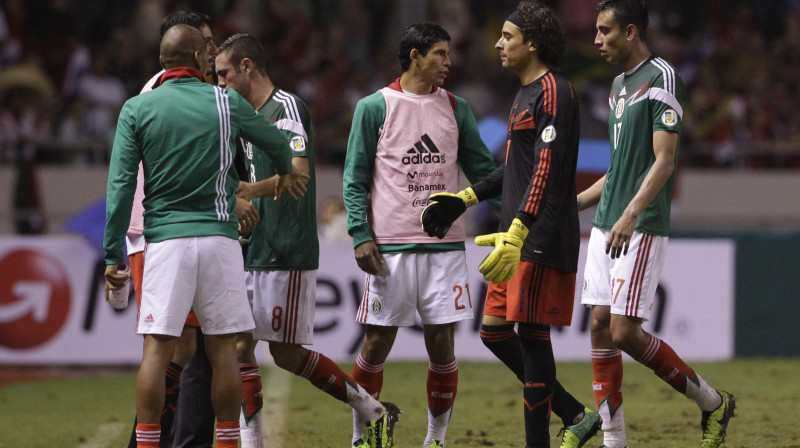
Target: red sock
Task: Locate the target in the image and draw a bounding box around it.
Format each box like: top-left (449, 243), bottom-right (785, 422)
top-left (215, 421), bottom-right (239, 448)
top-left (352, 353), bottom-right (383, 399)
top-left (135, 423), bottom-right (160, 448)
top-left (635, 335), bottom-right (697, 394)
top-left (592, 349), bottom-right (623, 414)
top-left (428, 359), bottom-right (458, 416)
top-left (296, 350), bottom-right (355, 403)
top-left (239, 363), bottom-right (263, 421)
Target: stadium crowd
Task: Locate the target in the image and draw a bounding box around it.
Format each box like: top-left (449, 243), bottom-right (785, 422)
top-left (1, 0), bottom-right (799, 169)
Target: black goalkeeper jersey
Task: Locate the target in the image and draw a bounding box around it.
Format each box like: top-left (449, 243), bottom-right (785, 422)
top-left (472, 70), bottom-right (580, 272)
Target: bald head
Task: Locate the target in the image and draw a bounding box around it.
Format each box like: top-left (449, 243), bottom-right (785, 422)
top-left (159, 24), bottom-right (209, 73)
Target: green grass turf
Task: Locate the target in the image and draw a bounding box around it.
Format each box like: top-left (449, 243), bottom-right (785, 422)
top-left (1, 359), bottom-right (799, 447)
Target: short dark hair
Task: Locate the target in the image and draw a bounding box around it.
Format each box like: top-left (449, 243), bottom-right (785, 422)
top-left (159, 11), bottom-right (212, 37)
top-left (596, 0), bottom-right (649, 41)
top-left (517, 1), bottom-right (566, 68)
top-left (217, 33), bottom-right (268, 75)
top-left (397, 22), bottom-right (451, 72)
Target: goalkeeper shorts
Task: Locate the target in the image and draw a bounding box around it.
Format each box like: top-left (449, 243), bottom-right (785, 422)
top-left (484, 260), bottom-right (576, 326)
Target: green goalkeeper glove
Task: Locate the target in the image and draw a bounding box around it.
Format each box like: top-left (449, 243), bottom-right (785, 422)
top-left (474, 218), bottom-right (529, 283)
top-left (420, 187), bottom-right (479, 239)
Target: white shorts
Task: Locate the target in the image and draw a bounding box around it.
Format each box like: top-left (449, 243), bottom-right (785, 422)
top-left (138, 236), bottom-right (255, 336)
top-left (245, 270), bottom-right (316, 345)
top-left (357, 251), bottom-right (474, 326)
top-left (581, 227), bottom-right (667, 320)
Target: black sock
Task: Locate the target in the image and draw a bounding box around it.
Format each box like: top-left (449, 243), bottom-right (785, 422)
top-left (519, 323), bottom-right (555, 448)
top-left (480, 323), bottom-right (525, 382)
top-left (552, 379), bottom-right (586, 427)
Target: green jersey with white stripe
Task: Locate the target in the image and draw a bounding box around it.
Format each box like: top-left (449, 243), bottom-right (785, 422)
top-left (243, 89), bottom-right (318, 271)
top-left (593, 56), bottom-right (685, 236)
top-left (104, 77), bottom-right (291, 265)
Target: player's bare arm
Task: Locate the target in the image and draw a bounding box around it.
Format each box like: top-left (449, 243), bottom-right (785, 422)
top-left (353, 240), bottom-right (385, 276)
top-left (235, 197), bottom-right (260, 234)
top-left (577, 173), bottom-right (607, 211)
top-left (237, 157), bottom-right (309, 201)
top-left (607, 130), bottom-right (677, 259)
top-left (275, 162), bottom-right (310, 200)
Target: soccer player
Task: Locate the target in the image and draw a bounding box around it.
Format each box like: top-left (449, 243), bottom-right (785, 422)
top-left (214, 33), bottom-right (399, 448)
top-left (343, 22), bottom-right (498, 448)
top-left (122, 11), bottom-right (233, 448)
top-left (421, 3), bottom-right (601, 447)
top-left (577, 1), bottom-right (735, 447)
top-left (103, 24), bottom-right (308, 448)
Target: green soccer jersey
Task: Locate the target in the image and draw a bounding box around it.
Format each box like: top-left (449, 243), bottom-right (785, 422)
top-left (243, 89), bottom-right (318, 271)
top-left (104, 76), bottom-right (291, 265)
top-left (593, 56), bottom-right (685, 236)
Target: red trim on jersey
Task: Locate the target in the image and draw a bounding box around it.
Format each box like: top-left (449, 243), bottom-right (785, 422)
top-left (388, 77), bottom-right (441, 95)
top-left (524, 147), bottom-right (552, 216)
top-left (152, 67), bottom-right (205, 88)
top-left (542, 72), bottom-right (557, 116)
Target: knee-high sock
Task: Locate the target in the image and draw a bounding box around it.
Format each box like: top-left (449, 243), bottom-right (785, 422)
top-left (239, 363), bottom-right (263, 448)
top-left (635, 335), bottom-right (721, 411)
top-left (351, 353), bottom-right (386, 444)
top-left (215, 421), bottom-right (239, 448)
top-left (481, 323), bottom-right (584, 427)
top-left (296, 350), bottom-right (383, 421)
top-left (592, 348), bottom-right (626, 448)
top-left (135, 423), bottom-right (160, 448)
top-left (239, 363), bottom-right (263, 422)
top-left (425, 359), bottom-right (458, 447)
top-left (519, 324), bottom-right (555, 448)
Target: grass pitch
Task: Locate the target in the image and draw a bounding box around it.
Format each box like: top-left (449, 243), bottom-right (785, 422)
top-left (1, 359), bottom-right (799, 447)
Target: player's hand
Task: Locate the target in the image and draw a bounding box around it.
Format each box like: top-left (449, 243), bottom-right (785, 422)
top-left (606, 211), bottom-right (636, 259)
top-left (275, 167), bottom-right (309, 200)
top-left (236, 181), bottom-right (256, 201)
top-left (474, 218), bottom-right (529, 283)
top-left (235, 197), bottom-right (260, 235)
top-left (420, 187), bottom-right (479, 239)
top-left (104, 264), bottom-right (129, 300)
top-left (354, 241), bottom-right (386, 276)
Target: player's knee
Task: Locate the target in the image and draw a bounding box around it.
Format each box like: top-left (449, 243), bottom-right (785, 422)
top-left (268, 342), bottom-right (306, 371)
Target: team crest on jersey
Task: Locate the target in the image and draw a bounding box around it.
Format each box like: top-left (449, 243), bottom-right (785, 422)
top-left (371, 297), bottom-right (383, 314)
top-left (290, 136), bottom-right (306, 152)
top-left (661, 109), bottom-right (678, 127)
top-left (541, 125), bottom-right (557, 143)
top-left (615, 98), bottom-right (625, 119)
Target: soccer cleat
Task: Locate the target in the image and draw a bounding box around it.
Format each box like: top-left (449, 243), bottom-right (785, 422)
top-left (700, 390), bottom-right (736, 448)
top-left (559, 408), bottom-right (602, 448)
top-left (362, 402), bottom-right (401, 448)
top-left (426, 440), bottom-right (445, 448)
top-left (352, 440), bottom-right (367, 447)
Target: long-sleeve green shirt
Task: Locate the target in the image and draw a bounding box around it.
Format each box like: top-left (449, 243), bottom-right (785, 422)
top-left (104, 76), bottom-right (291, 265)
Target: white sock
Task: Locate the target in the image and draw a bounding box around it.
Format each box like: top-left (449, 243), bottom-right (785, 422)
top-left (423, 406), bottom-right (452, 447)
top-left (598, 401), bottom-right (627, 448)
top-left (239, 408), bottom-right (264, 448)
top-left (685, 374), bottom-right (722, 412)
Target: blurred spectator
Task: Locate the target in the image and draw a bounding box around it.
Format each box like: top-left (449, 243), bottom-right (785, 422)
top-left (0, 62), bottom-right (53, 233)
top-left (318, 196), bottom-right (349, 241)
top-left (0, 0), bottom-right (799, 170)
